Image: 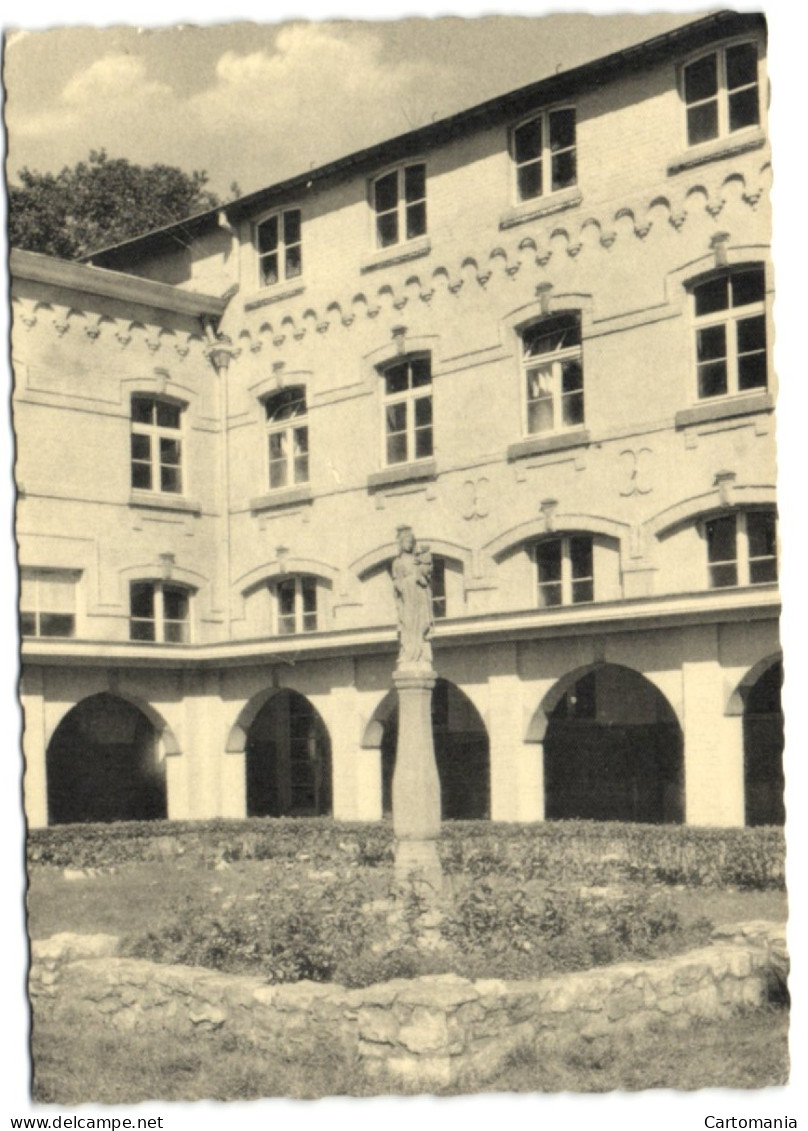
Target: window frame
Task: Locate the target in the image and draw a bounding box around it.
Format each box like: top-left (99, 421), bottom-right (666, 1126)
top-left (534, 533), bottom-right (594, 609)
top-left (20, 568), bottom-right (78, 639)
top-left (681, 40), bottom-right (761, 150)
top-left (690, 264), bottom-right (769, 403)
top-left (130, 394), bottom-right (185, 497)
top-left (510, 105), bottom-right (577, 205)
top-left (704, 509), bottom-right (777, 590)
top-left (263, 385), bottom-right (310, 492)
top-left (378, 353), bottom-right (434, 469)
top-left (371, 162), bottom-right (427, 250)
top-left (273, 575), bottom-right (319, 636)
top-left (255, 207), bottom-right (303, 289)
top-left (129, 580), bottom-right (192, 644)
top-left (519, 311), bottom-right (585, 438)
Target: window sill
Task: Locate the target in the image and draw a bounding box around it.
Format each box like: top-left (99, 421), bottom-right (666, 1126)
top-left (499, 188), bottom-right (582, 231)
top-left (507, 429), bottom-right (590, 462)
top-left (129, 491), bottom-right (201, 515)
top-left (250, 484), bottom-right (313, 512)
top-left (360, 236), bottom-right (431, 275)
top-left (675, 392), bottom-right (772, 430)
top-left (244, 283), bottom-right (306, 312)
top-left (667, 129), bottom-right (766, 176)
top-left (367, 459), bottom-right (437, 490)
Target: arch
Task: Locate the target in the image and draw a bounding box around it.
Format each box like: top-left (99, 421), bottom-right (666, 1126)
top-left (241, 688), bottom-right (332, 817)
top-left (534, 664), bottom-right (684, 824)
top-left (727, 651), bottom-right (783, 716)
top-left (741, 659), bottom-right (784, 826)
top-left (646, 486), bottom-right (777, 541)
top-left (45, 692), bottom-right (170, 824)
top-left (364, 679), bottom-right (490, 820)
top-left (484, 514), bottom-right (628, 564)
top-left (351, 537), bottom-right (472, 581)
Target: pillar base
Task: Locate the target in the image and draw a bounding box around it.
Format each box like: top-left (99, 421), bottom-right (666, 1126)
top-left (394, 837), bottom-right (443, 896)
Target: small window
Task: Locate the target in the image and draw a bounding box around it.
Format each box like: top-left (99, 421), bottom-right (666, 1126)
top-left (536, 535), bottom-right (593, 608)
top-left (380, 355), bottom-right (433, 466)
top-left (130, 581), bottom-right (190, 643)
top-left (521, 312), bottom-right (584, 435)
top-left (275, 576), bottom-right (318, 635)
top-left (705, 510), bottom-right (777, 589)
top-left (264, 386), bottom-right (309, 490)
top-left (683, 42), bottom-right (760, 147)
top-left (431, 555), bottom-right (447, 620)
top-left (373, 163), bottom-right (427, 249)
top-left (256, 209), bottom-right (302, 287)
top-left (131, 395), bottom-right (183, 494)
top-left (20, 569), bottom-right (77, 638)
top-left (693, 267), bottom-right (767, 400)
top-left (512, 108), bottom-right (576, 202)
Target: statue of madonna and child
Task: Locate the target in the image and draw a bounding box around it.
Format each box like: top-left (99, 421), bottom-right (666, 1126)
top-left (391, 525), bottom-right (434, 669)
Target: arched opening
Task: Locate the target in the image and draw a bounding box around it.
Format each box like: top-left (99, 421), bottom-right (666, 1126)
top-left (743, 661), bottom-right (784, 826)
top-left (544, 666), bottom-right (684, 823)
top-left (245, 690), bottom-right (332, 817)
top-left (379, 678), bottom-right (490, 819)
top-left (46, 693), bottom-right (167, 824)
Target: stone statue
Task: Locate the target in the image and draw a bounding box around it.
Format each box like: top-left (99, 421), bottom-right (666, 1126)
top-left (392, 525), bottom-right (434, 667)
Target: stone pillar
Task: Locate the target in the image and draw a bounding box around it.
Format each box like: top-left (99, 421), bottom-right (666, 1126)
top-left (392, 666), bottom-right (442, 891)
top-left (21, 666), bottom-right (48, 829)
top-left (682, 659), bottom-right (745, 827)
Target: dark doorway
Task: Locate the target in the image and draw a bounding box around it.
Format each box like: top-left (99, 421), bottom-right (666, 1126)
top-left (744, 661), bottom-right (784, 826)
top-left (544, 666), bottom-right (684, 823)
top-left (46, 693), bottom-right (166, 824)
top-left (245, 690), bottom-right (332, 817)
top-left (381, 678), bottom-right (490, 819)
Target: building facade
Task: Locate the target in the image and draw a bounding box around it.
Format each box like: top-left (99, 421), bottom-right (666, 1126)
top-left (13, 11), bottom-right (783, 830)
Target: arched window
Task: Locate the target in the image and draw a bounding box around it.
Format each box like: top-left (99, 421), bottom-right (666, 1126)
top-left (535, 534), bottom-right (593, 607)
top-left (705, 509), bottom-right (777, 588)
top-left (692, 265), bottom-right (767, 400)
top-left (519, 312), bottom-right (584, 436)
top-left (130, 395), bottom-right (183, 495)
top-left (264, 386), bottom-right (309, 490)
top-left (256, 209), bottom-right (302, 287)
top-left (130, 581), bottom-right (191, 643)
top-left (273, 575), bottom-right (318, 635)
top-left (379, 354), bottom-right (433, 466)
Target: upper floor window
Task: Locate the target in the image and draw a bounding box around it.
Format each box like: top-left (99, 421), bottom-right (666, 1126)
top-left (130, 581), bottom-right (190, 643)
top-left (705, 510), bottom-right (777, 589)
top-left (683, 43), bottom-right (760, 147)
top-left (536, 535), bottom-right (593, 608)
top-left (373, 163), bottom-right (426, 249)
top-left (381, 355), bottom-right (433, 466)
top-left (431, 555), bottom-right (447, 620)
top-left (131, 396), bottom-right (182, 494)
top-left (20, 569), bottom-right (77, 638)
top-left (257, 209), bottom-right (302, 287)
top-left (521, 312), bottom-right (584, 434)
top-left (512, 108), bottom-right (576, 202)
top-left (693, 266), bottom-right (767, 400)
top-left (265, 386), bottom-right (309, 490)
top-left (275, 575), bottom-right (318, 635)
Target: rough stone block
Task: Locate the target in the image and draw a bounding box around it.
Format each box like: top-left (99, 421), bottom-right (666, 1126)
top-left (358, 1006), bottom-right (399, 1044)
top-left (606, 986), bottom-right (646, 1021)
top-left (398, 1006), bottom-right (450, 1054)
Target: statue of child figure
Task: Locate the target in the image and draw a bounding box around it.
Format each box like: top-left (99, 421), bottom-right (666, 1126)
top-left (392, 525), bottom-right (434, 667)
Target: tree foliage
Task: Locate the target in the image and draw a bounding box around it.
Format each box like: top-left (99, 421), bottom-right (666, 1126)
top-left (9, 149), bottom-right (221, 260)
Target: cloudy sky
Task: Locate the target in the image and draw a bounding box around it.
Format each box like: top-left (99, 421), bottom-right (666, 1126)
top-left (6, 10), bottom-right (708, 198)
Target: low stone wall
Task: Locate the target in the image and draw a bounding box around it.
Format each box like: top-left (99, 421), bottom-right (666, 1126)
top-left (30, 922), bottom-right (787, 1089)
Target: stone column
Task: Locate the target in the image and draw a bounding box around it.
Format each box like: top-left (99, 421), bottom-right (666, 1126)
top-left (392, 665), bottom-right (442, 892)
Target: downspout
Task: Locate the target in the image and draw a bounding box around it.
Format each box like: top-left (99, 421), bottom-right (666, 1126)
top-left (204, 321), bottom-right (239, 640)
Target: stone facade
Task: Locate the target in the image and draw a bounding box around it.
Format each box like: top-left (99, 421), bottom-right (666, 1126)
top-left (14, 11), bottom-right (782, 830)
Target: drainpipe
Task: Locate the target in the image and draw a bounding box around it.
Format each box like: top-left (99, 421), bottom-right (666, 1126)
top-left (204, 323), bottom-right (240, 640)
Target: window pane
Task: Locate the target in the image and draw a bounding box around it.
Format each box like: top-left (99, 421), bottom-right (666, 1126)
top-left (261, 254), bottom-right (279, 287)
top-left (537, 540), bottom-right (562, 583)
top-left (549, 108), bottom-right (575, 151)
top-left (374, 172), bottom-right (398, 213)
top-left (278, 580), bottom-right (296, 617)
top-left (527, 395), bottom-right (554, 434)
top-left (697, 324), bottom-right (726, 362)
top-left (706, 515), bottom-right (737, 563)
top-left (163, 586), bottom-right (189, 622)
top-left (687, 101), bottom-right (718, 145)
top-left (411, 357), bottom-right (432, 387)
top-left (749, 558), bottom-right (777, 584)
top-left (538, 582), bottom-right (562, 609)
top-left (551, 149), bottom-right (577, 191)
top-left (387, 432), bottom-right (408, 465)
top-left (39, 613), bottom-right (75, 638)
top-left (406, 200), bottom-right (427, 239)
top-left (386, 402), bottom-right (407, 434)
top-left (160, 437), bottom-right (181, 466)
top-left (414, 426), bottom-right (433, 459)
top-left (160, 466), bottom-right (182, 493)
top-left (747, 511), bottom-right (776, 560)
top-left (514, 118), bottom-right (542, 163)
top-left (156, 402), bottom-right (181, 429)
top-left (729, 87), bottom-right (760, 132)
top-left (570, 535), bottom-right (593, 580)
top-left (278, 615), bottom-right (296, 636)
top-left (131, 620), bottom-right (156, 642)
top-left (562, 391), bottom-right (584, 428)
top-left (731, 269), bottom-right (765, 308)
top-left (694, 276), bottom-right (729, 316)
top-left (131, 462), bottom-right (152, 490)
top-left (131, 433), bottom-right (151, 461)
top-left (561, 358), bottom-right (583, 393)
top-left (283, 209), bottom-right (301, 245)
top-left (404, 164), bottom-right (425, 202)
top-left (738, 351), bottom-right (767, 391)
top-left (130, 582), bottom-right (155, 620)
top-left (571, 579), bottom-right (594, 604)
top-left (131, 397), bottom-right (153, 424)
top-left (431, 557), bottom-right (446, 619)
top-left (710, 563), bottom-right (738, 589)
top-left (737, 314), bottom-right (766, 354)
top-left (523, 312), bottom-right (581, 356)
top-left (384, 364), bottom-right (409, 395)
top-left (684, 54), bottom-right (718, 103)
top-left (258, 216), bottom-right (278, 253)
top-left (726, 43), bottom-right (758, 90)
top-left (293, 425), bottom-right (309, 457)
top-left (266, 387), bottom-right (306, 422)
top-left (269, 431), bottom-right (286, 460)
top-left (285, 244), bottom-right (302, 279)
top-left (517, 162), bottom-right (542, 201)
top-left (301, 577), bottom-right (317, 614)
top-left (414, 396), bottom-right (432, 427)
top-left (163, 621), bottom-right (187, 644)
top-left (698, 361), bottom-right (728, 399)
top-left (20, 612), bottom-right (36, 637)
top-left (376, 212), bottom-right (398, 248)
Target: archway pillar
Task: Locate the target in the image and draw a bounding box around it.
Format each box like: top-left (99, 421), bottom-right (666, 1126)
top-left (21, 667), bottom-right (48, 829)
top-left (181, 671), bottom-right (226, 819)
top-left (324, 672), bottom-right (380, 821)
top-left (682, 659), bottom-right (744, 826)
top-left (487, 643), bottom-right (539, 821)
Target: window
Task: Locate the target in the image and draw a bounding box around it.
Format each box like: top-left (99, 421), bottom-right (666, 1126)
top-left (536, 535), bottom-right (593, 608)
top-left (381, 355), bottom-right (433, 465)
top-left (683, 43), bottom-right (760, 147)
top-left (693, 267), bottom-right (767, 400)
top-left (20, 569), bottom-right (77, 638)
top-left (431, 556), bottom-right (447, 619)
top-left (275, 576), bottom-right (318, 635)
top-left (373, 164), bottom-right (426, 249)
top-left (264, 386), bottom-right (309, 490)
top-left (130, 582), bottom-right (190, 643)
top-left (131, 396), bottom-right (182, 494)
top-left (705, 510), bottom-right (777, 589)
top-left (521, 313), bottom-right (584, 434)
top-left (512, 108), bottom-right (576, 202)
top-left (256, 209), bottom-right (302, 287)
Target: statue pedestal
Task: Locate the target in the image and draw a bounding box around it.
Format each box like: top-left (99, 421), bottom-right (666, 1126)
top-left (392, 665), bottom-right (442, 894)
